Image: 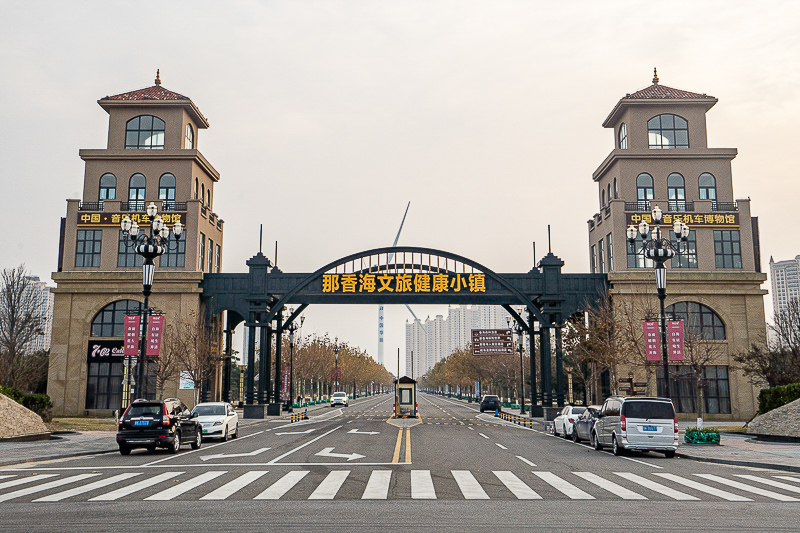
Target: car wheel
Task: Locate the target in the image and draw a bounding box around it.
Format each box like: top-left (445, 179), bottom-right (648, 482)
top-left (563, 426), bottom-right (571, 439)
top-left (232, 424), bottom-right (239, 439)
top-left (612, 435), bottom-right (622, 456)
top-left (572, 429), bottom-right (580, 443)
top-left (222, 427), bottom-right (228, 442)
top-left (664, 450), bottom-right (676, 458)
top-left (191, 429), bottom-right (202, 450)
top-left (480, 408), bottom-right (484, 413)
top-left (146, 444), bottom-right (156, 452)
top-left (119, 445), bottom-right (131, 455)
top-left (169, 432), bottom-right (181, 454)
top-left (592, 431), bottom-right (602, 451)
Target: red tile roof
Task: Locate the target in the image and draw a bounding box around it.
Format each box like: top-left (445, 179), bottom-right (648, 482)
top-left (625, 83), bottom-right (714, 100)
top-left (101, 84), bottom-right (190, 102)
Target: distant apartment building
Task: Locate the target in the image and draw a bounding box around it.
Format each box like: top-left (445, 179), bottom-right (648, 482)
top-left (769, 255), bottom-right (800, 317)
top-left (26, 276), bottom-right (55, 353)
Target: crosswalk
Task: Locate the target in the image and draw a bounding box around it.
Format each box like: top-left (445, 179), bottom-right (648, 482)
top-left (0, 469), bottom-right (798, 503)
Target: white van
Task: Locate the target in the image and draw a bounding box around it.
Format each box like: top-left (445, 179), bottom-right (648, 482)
top-left (592, 396), bottom-right (679, 458)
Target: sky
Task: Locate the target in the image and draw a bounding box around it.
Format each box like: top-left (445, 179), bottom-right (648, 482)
top-left (2, 1), bottom-right (800, 378)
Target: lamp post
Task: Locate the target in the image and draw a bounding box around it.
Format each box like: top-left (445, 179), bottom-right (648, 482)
top-left (286, 308), bottom-right (304, 413)
top-left (333, 339), bottom-right (340, 393)
top-left (120, 202), bottom-right (183, 400)
top-left (507, 311), bottom-right (526, 415)
top-left (626, 205), bottom-right (689, 400)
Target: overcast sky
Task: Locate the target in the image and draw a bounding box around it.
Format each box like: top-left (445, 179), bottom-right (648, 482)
top-left (2, 1), bottom-right (800, 377)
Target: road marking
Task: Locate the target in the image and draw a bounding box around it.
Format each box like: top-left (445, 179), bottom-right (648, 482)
top-left (255, 471), bottom-right (309, 499)
top-left (452, 470), bottom-right (489, 499)
top-left (405, 428), bottom-right (412, 463)
top-left (694, 474), bottom-right (800, 502)
top-left (89, 471), bottom-right (183, 500)
top-left (200, 447), bottom-right (270, 461)
top-left (268, 425), bottom-right (342, 464)
top-left (516, 456), bottom-right (537, 467)
top-left (495, 443), bottom-right (507, 450)
top-left (362, 470), bottom-right (392, 499)
top-left (347, 429), bottom-right (380, 435)
top-left (479, 433), bottom-right (489, 439)
top-left (573, 472), bottom-right (647, 500)
top-left (734, 475), bottom-right (800, 495)
top-left (653, 473), bottom-right (752, 501)
top-left (0, 475), bottom-right (15, 481)
top-left (0, 473), bottom-right (100, 503)
top-left (774, 476), bottom-right (800, 485)
top-left (619, 455), bottom-right (663, 469)
top-left (315, 447), bottom-right (365, 461)
top-left (392, 429), bottom-right (403, 463)
top-left (411, 470), bottom-right (436, 499)
top-left (531, 471), bottom-right (594, 500)
top-left (200, 471), bottom-right (269, 500)
top-left (494, 471), bottom-right (542, 499)
top-left (33, 473), bottom-right (141, 502)
top-left (275, 429), bottom-right (316, 436)
top-left (0, 474), bottom-right (58, 491)
top-left (308, 470), bottom-right (350, 499)
top-left (468, 427), bottom-right (475, 431)
top-left (145, 471), bottom-right (226, 501)
top-left (614, 472), bottom-right (698, 500)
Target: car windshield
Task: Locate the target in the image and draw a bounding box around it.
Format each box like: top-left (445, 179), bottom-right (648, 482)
top-left (333, 393), bottom-right (346, 397)
top-left (127, 404), bottom-right (161, 417)
top-left (571, 407), bottom-right (586, 414)
top-left (193, 405), bottom-right (225, 416)
top-left (622, 401), bottom-right (675, 419)
top-left (484, 396), bottom-right (498, 401)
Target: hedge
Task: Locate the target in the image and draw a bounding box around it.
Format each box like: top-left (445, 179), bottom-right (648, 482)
top-left (757, 383), bottom-right (800, 415)
top-left (684, 427), bottom-right (720, 444)
top-left (0, 385), bottom-right (53, 422)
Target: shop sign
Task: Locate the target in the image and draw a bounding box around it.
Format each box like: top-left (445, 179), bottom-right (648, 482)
top-left (77, 212), bottom-right (185, 227)
top-left (87, 340), bottom-right (124, 361)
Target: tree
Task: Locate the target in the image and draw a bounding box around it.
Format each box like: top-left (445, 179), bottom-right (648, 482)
top-left (0, 265), bottom-right (48, 392)
top-left (734, 298), bottom-right (800, 387)
top-left (162, 310), bottom-right (221, 403)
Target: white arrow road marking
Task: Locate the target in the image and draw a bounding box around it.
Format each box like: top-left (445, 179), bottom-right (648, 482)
top-left (200, 447), bottom-right (270, 461)
top-left (347, 429), bottom-right (380, 435)
top-left (275, 429), bottom-right (316, 436)
top-left (315, 447), bottom-right (366, 461)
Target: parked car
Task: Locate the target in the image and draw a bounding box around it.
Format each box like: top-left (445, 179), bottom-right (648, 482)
top-left (479, 395), bottom-right (501, 413)
top-left (331, 391), bottom-right (349, 407)
top-left (572, 405), bottom-right (601, 443)
top-left (116, 398), bottom-right (202, 455)
top-left (553, 405), bottom-right (587, 437)
top-left (192, 402), bottom-right (239, 441)
top-left (591, 396), bottom-right (679, 457)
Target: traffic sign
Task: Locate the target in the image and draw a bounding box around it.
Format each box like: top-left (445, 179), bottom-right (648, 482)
top-left (471, 329), bottom-right (513, 356)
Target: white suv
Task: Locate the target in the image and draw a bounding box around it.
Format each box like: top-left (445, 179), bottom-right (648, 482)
top-left (330, 392), bottom-right (349, 407)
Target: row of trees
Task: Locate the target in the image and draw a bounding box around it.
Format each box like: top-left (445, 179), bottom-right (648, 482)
top-left (421, 348), bottom-right (529, 400)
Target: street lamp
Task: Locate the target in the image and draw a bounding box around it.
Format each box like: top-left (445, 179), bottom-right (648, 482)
top-left (120, 202), bottom-right (183, 400)
top-left (507, 311), bottom-right (526, 415)
top-left (627, 205), bottom-right (689, 399)
top-left (286, 308), bottom-right (304, 413)
top-left (333, 339), bottom-right (340, 393)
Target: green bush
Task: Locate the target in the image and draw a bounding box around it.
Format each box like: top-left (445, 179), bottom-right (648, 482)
top-left (757, 383), bottom-right (800, 414)
top-left (0, 385), bottom-right (53, 422)
top-left (684, 427), bottom-right (720, 444)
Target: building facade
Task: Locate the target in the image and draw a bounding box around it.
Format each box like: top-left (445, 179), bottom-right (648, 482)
top-left (48, 73), bottom-right (226, 416)
top-left (587, 70), bottom-right (767, 420)
top-left (769, 255), bottom-right (800, 317)
top-left (25, 276), bottom-right (55, 353)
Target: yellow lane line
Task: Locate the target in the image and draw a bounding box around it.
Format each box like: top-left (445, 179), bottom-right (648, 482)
top-left (391, 429), bottom-right (403, 463)
top-left (404, 428), bottom-right (411, 463)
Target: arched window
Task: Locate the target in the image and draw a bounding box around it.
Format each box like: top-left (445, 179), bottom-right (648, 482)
top-left (648, 114), bottom-right (689, 149)
top-left (636, 173), bottom-right (654, 210)
top-left (668, 173), bottom-right (686, 211)
top-left (206, 189), bottom-right (211, 209)
top-left (159, 173), bottom-right (176, 209)
top-left (91, 299), bottom-right (143, 337)
top-left (607, 184), bottom-right (612, 205)
top-left (613, 177), bottom-right (618, 199)
top-left (194, 178), bottom-right (199, 200)
top-left (601, 189), bottom-right (606, 208)
top-left (128, 173), bottom-right (146, 210)
top-left (125, 115), bottom-right (165, 149)
top-left (201, 184), bottom-right (205, 205)
top-left (618, 123), bottom-right (627, 149)
top-left (665, 301), bottom-right (726, 340)
top-left (185, 123), bottom-right (194, 149)
top-left (699, 172), bottom-right (717, 206)
top-left (99, 173), bottom-right (116, 204)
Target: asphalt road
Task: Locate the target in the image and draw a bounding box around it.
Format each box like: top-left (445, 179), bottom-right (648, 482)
top-left (1, 392), bottom-right (799, 531)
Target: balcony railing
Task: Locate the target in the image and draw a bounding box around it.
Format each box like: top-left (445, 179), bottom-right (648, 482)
top-left (712, 201), bottom-right (737, 211)
top-left (667, 200), bottom-right (694, 212)
top-left (161, 201), bottom-right (187, 211)
top-left (78, 202), bottom-right (104, 211)
top-left (625, 201), bottom-right (651, 212)
top-left (122, 201), bottom-right (146, 211)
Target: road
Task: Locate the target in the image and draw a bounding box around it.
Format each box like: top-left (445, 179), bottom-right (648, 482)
top-left (0, 393), bottom-right (798, 531)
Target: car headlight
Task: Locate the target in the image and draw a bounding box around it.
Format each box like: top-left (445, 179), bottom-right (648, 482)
top-left (213, 420), bottom-right (223, 426)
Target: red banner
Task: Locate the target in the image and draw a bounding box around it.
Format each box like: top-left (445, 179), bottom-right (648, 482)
top-left (667, 320), bottom-right (685, 361)
top-left (643, 321), bottom-right (661, 361)
top-left (282, 366), bottom-right (290, 401)
top-left (124, 316), bottom-right (140, 356)
top-left (146, 315), bottom-right (165, 356)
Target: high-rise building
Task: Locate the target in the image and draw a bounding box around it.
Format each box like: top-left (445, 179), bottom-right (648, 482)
top-left (769, 255), bottom-right (800, 317)
top-left (25, 276), bottom-right (54, 353)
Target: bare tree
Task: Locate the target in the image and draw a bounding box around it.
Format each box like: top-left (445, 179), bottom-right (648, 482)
top-left (162, 310), bottom-right (221, 403)
top-left (734, 298), bottom-right (800, 387)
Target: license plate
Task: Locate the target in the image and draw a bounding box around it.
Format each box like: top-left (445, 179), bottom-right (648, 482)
top-left (643, 426), bottom-right (657, 431)
top-left (202, 430), bottom-right (208, 434)
top-left (134, 420), bottom-right (149, 426)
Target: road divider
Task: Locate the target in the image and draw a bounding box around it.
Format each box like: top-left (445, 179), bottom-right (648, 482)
top-left (497, 411), bottom-right (536, 428)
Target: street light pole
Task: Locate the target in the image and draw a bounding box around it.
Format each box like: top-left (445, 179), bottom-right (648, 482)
top-left (286, 308), bottom-right (304, 413)
top-left (627, 205), bottom-right (689, 400)
top-left (333, 339), bottom-right (340, 393)
top-left (507, 312), bottom-right (526, 415)
top-left (120, 202), bottom-right (183, 401)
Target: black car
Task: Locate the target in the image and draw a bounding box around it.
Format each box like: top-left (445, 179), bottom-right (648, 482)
top-left (116, 398), bottom-right (202, 455)
top-left (572, 405), bottom-right (601, 443)
top-left (479, 395), bottom-right (501, 413)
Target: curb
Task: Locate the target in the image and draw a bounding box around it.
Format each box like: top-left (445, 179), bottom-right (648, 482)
top-left (676, 452), bottom-right (800, 473)
top-left (0, 447), bottom-right (119, 468)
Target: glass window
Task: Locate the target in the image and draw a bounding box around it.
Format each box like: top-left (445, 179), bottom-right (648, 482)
top-left (606, 233), bottom-right (614, 271)
top-left (215, 244), bottom-right (221, 273)
top-left (159, 173), bottom-right (176, 209)
top-left (91, 299), bottom-right (142, 337)
top-left (656, 365), bottom-right (730, 414)
top-left (699, 172), bottom-right (717, 205)
top-left (671, 230), bottom-right (697, 268)
top-left (194, 178), bottom-right (199, 200)
top-left (665, 301), bottom-right (726, 340)
top-left (601, 189), bottom-right (605, 208)
top-left (159, 237), bottom-right (185, 268)
top-left (648, 114), bottom-right (689, 149)
top-left (598, 240), bottom-right (605, 274)
top-left (125, 115), bottom-right (165, 149)
top-left (99, 173), bottom-right (116, 205)
top-left (200, 233), bottom-right (206, 272)
top-left (714, 230), bottom-right (742, 269)
top-left (85, 361), bottom-right (123, 410)
top-left (128, 173), bottom-right (146, 210)
top-left (667, 173), bottom-right (686, 211)
top-left (613, 177), bottom-right (618, 199)
top-left (591, 245), bottom-right (597, 273)
top-left (618, 123), bottom-right (627, 149)
top-left (117, 230), bottom-right (142, 267)
top-left (627, 239), bottom-right (654, 269)
top-left (201, 184), bottom-right (205, 205)
top-left (206, 189), bottom-right (211, 209)
top-left (76, 229), bottom-right (102, 267)
top-left (185, 123), bottom-right (194, 149)
top-left (621, 401), bottom-right (674, 419)
top-left (636, 173), bottom-right (654, 210)
top-left (208, 239), bottom-right (214, 273)
top-left (607, 184), bottom-right (612, 205)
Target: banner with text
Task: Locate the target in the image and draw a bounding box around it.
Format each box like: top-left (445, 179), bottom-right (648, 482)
top-left (667, 320), bottom-right (685, 361)
top-left (643, 321), bottom-right (661, 361)
top-left (471, 329), bottom-right (513, 356)
top-left (124, 315), bottom-right (140, 356)
top-left (146, 315), bottom-right (165, 356)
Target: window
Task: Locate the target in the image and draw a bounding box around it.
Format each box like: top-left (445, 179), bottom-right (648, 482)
top-left (657, 365), bottom-right (730, 414)
top-left (126, 115), bottom-right (165, 149)
top-left (206, 189), bottom-right (211, 209)
top-left (185, 123), bottom-right (194, 149)
top-left (215, 244), bottom-right (221, 273)
top-left (208, 239), bottom-right (214, 273)
top-left (714, 230), bottom-right (742, 269)
top-left (598, 240), bottom-right (605, 273)
top-left (76, 229), bottom-right (102, 267)
top-left (128, 173), bottom-right (146, 210)
top-left (665, 301), bottom-right (726, 340)
top-left (618, 123), bottom-right (627, 149)
top-left (85, 361), bottom-right (123, 410)
top-left (99, 173), bottom-right (116, 206)
top-left (200, 233), bottom-right (206, 271)
top-left (117, 230), bottom-right (142, 267)
top-left (627, 239), bottom-right (653, 269)
top-left (159, 173), bottom-right (176, 209)
top-left (591, 245), bottom-right (597, 273)
top-left (671, 230), bottom-right (697, 268)
top-left (159, 238), bottom-right (185, 267)
top-left (91, 300), bottom-right (143, 337)
top-left (699, 172), bottom-right (717, 205)
top-left (607, 184), bottom-right (612, 205)
top-left (194, 178), bottom-right (199, 200)
top-left (607, 233), bottom-right (614, 271)
top-left (600, 189), bottom-right (605, 208)
top-left (201, 184), bottom-right (205, 205)
top-left (636, 173), bottom-right (654, 210)
top-left (648, 114), bottom-right (689, 149)
top-left (613, 177), bottom-right (618, 199)
top-left (667, 173), bottom-right (686, 211)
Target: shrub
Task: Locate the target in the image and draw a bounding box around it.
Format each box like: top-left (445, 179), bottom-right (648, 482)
top-left (757, 383), bottom-right (800, 414)
top-left (0, 385), bottom-right (53, 422)
top-left (684, 427), bottom-right (720, 444)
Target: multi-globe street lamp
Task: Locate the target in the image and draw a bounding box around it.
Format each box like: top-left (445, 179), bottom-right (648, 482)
top-left (286, 308), bottom-right (304, 413)
top-left (626, 205), bottom-right (689, 399)
top-left (507, 311), bottom-right (526, 415)
top-left (333, 339), bottom-right (340, 393)
top-left (120, 202), bottom-right (183, 400)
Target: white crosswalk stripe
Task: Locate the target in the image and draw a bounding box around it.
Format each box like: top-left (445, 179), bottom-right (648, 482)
top-left (774, 476), bottom-right (800, 485)
top-left (200, 471), bottom-right (269, 500)
top-left (695, 474), bottom-right (800, 502)
top-left (33, 473), bottom-right (142, 502)
top-left (614, 472), bottom-right (699, 500)
top-left (573, 472), bottom-right (647, 500)
top-left (309, 470), bottom-right (350, 499)
top-left (0, 474), bottom-right (58, 491)
top-left (144, 471), bottom-right (227, 501)
top-left (532, 471), bottom-right (594, 499)
top-left (0, 473), bottom-right (100, 503)
top-left (735, 475), bottom-right (800, 495)
top-left (452, 470), bottom-right (489, 499)
top-left (254, 471), bottom-right (309, 500)
top-left (411, 470), bottom-right (436, 499)
top-left (89, 471), bottom-right (183, 501)
top-left (653, 473), bottom-right (751, 502)
top-left (493, 471), bottom-right (541, 499)
top-left (362, 470), bottom-right (392, 499)
top-left (0, 475), bottom-right (16, 481)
